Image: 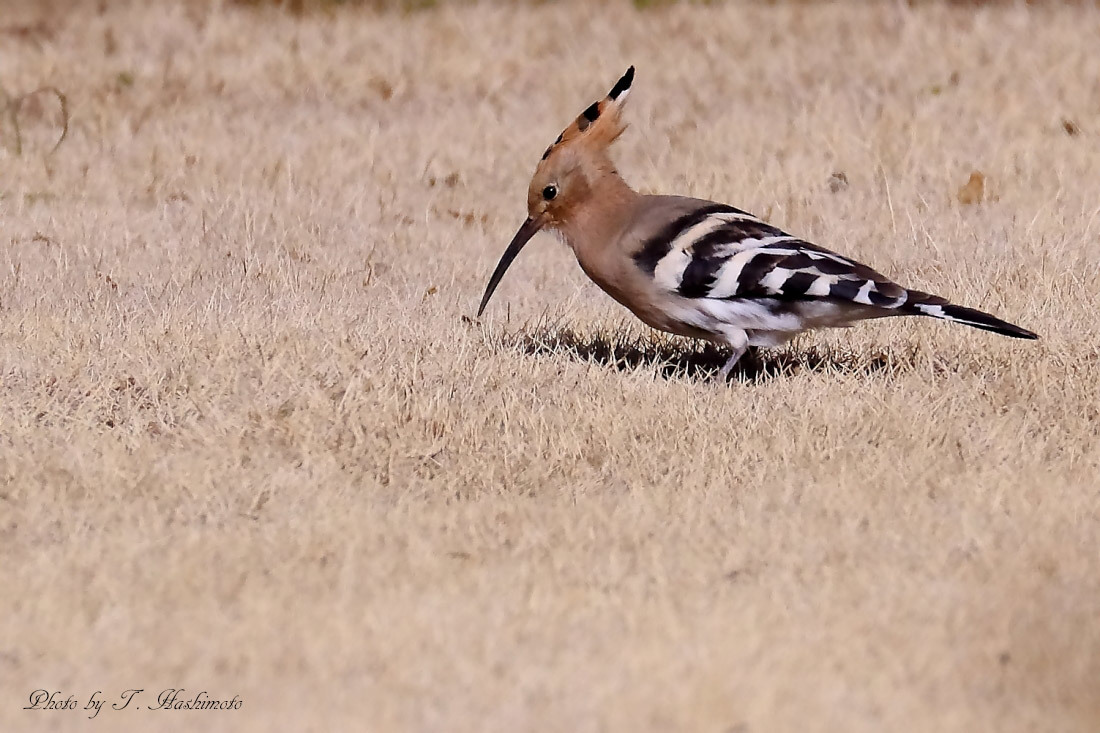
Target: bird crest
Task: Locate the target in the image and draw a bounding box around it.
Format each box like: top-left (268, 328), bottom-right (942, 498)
top-left (539, 66), bottom-right (634, 165)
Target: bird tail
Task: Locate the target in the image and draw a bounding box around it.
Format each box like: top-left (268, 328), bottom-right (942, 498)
top-left (903, 290), bottom-right (1038, 339)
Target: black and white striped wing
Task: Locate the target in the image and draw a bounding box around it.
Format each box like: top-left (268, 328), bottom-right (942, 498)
top-left (633, 204), bottom-right (906, 308)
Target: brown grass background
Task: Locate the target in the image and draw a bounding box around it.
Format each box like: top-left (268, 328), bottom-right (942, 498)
top-left (2, 1), bottom-right (1099, 731)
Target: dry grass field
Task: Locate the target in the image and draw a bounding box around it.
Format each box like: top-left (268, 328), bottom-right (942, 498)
top-left (2, 1), bottom-right (1099, 731)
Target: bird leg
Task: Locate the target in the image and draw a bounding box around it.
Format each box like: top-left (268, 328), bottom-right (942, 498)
top-left (718, 344), bottom-right (748, 381)
top-left (717, 329), bottom-right (750, 381)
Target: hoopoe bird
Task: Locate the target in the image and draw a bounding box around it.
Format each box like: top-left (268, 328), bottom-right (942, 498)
top-left (478, 67), bottom-right (1038, 379)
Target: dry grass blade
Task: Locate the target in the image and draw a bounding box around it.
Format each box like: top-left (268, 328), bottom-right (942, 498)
top-left (1, 84), bottom-right (69, 156)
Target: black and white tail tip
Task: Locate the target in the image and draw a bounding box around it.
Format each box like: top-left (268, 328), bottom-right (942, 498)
top-left (907, 296), bottom-right (1038, 339)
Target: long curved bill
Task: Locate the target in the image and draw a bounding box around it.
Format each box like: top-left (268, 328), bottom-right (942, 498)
top-left (477, 217), bottom-right (543, 317)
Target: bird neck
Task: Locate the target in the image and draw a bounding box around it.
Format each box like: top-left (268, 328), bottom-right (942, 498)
top-left (558, 169), bottom-right (639, 255)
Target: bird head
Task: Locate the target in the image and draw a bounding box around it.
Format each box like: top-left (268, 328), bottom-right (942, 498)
top-left (478, 66), bottom-right (635, 317)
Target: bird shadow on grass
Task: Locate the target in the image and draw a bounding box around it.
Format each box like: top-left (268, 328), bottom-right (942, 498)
top-left (503, 325), bottom-right (913, 383)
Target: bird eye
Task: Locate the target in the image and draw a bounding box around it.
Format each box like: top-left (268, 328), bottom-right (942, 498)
top-left (542, 184), bottom-right (558, 201)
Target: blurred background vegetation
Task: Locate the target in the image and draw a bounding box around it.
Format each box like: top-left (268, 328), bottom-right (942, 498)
top-left (0, 0), bottom-right (1059, 23)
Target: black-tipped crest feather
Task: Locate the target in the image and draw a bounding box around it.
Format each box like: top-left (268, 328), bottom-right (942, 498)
top-left (609, 66), bottom-right (635, 99)
top-left (540, 66), bottom-right (635, 161)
